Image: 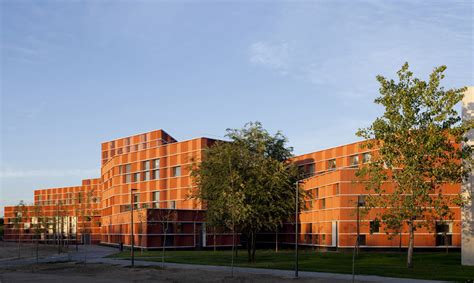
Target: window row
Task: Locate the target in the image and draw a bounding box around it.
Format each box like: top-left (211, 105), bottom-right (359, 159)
top-left (123, 166), bottom-right (181, 183)
top-left (119, 159), bottom-right (161, 175)
top-left (299, 152), bottom-right (372, 176)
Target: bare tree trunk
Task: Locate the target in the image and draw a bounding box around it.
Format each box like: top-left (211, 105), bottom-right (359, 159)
top-left (162, 226), bottom-right (167, 269)
top-left (251, 232), bottom-right (256, 262)
top-left (399, 230), bottom-right (402, 252)
top-left (407, 221), bottom-right (414, 268)
top-left (231, 223), bottom-right (235, 277)
top-left (36, 236), bottom-right (39, 264)
top-left (275, 230), bottom-right (278, 253)
top-left (18, 228), bottom-right (21, 259)
top-left (213, 226), bottom-right (217, 252)
top-left (444, 232), bottom-right (448, 254)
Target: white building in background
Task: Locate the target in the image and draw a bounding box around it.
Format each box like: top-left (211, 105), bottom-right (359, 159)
top-left (462, 86), bottom-right (474, 266)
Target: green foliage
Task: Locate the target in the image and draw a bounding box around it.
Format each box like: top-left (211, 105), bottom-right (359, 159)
top-left (191, 122), bottom-right (302, 262)
top-left (356, 62), bottom-right (472, 267)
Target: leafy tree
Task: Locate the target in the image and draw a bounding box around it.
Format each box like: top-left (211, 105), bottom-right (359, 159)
top-left (356, 63), bottom-right (472, 268)
top-left (192, 122), bottom-right (303, 262)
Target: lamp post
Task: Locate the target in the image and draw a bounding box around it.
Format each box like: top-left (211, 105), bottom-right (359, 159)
top-left (130, 188), bottom-right (138, 267)
top-left (352, 195), bottom-right (365, 282)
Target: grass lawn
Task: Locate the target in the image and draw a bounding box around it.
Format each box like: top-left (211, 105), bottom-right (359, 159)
top-left (108, 249), bottom-right (474, 281)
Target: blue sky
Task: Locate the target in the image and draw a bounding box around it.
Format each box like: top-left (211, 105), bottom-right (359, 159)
top-left (1, 1), bottom-right (472, 215)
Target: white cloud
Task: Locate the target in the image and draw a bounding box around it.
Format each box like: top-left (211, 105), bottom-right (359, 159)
top-left (249, 41), bottom-right (291, 75)
top-left (0, 168), bottom-right (99, 178)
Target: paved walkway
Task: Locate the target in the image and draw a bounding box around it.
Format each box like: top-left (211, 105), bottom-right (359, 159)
top-left (0, 245), bottom-right (447, 283)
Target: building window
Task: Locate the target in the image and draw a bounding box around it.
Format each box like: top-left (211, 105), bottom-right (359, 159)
top-left (436, 221), bottom-right (452, 234)
top-left (125, 174), bottom-right (132, 184)
top-left (322, 234), bottom-right (326, 242)
top-left (362, 153), bottom-right (372, 163)
top-left (436, 234), bottom-right (452, 246)
top-left (172, 166), bottom-right (181, 177)
top-left (133, 173), bottom-right (140, 182)
top-left (125, 137), bottom-right (131, 146)
top-left (143, 160), bottom-right (150, 170)
top-left (307, 163), bottom-right (315, 177)
top-left (152, 191), bottom-right (160, 208)
top-left (153, 159), bottom-right (160, 169)
top-left (335, 183), bottom-right (340, 195)
top-left (169, 200), bottom-right (176, 209)
top-left (350, 155), bottom-right (359, 167)
top-left (125, 164), bottom-right (131, 173)
top-left (143, 171), bottom-right (150, 181)
top-left (358, 235), bottom-right (366, 245)
top-left (133, 194), bottom-right (139, 209)
top-left (328, 159), bottom-right (336, 171)
top-left (370, 220), bottom-right (380, 233)
top-left (152, 169), bottom-right (160, 180)
top-left (314, 188), bottom-right (319, 198)
top-left (110, 141), bottom-right (115, 149)
top-left (119, 165), bottom-right (123, 174)
top-left (321, 198), bottom-right (326, 209)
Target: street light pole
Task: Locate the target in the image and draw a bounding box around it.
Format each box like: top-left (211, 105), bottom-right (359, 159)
top-left (295, 180), bottom-right (299, 278)
top-left (130, 188), bottom-right (137, 267)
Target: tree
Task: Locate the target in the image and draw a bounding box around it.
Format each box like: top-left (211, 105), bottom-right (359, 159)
top-left (158, 208), bottom-right (177, 269)
top-left (13, 200), bottom-right (27, 259)
top-left (192, 122), bottom-right (303, 262)
top-left (31, 203), bottom-right (45, 263)
top-left (356, 63), bottom-right (472, 268)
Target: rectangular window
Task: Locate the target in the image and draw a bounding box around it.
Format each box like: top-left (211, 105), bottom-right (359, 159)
top-left (321, 198), bottom-right (326, 209)
top-left (436, 222), bottom-right (452, 233)
top-left (350, 155), bottom-right (359, 167)
top-left (436, 235), bottom-right (452, 246)
top-left (315, 188), bottom-right (319, 198)
top-left (335, 183), bottom-right (340, 195)
top-left (328, 159), bottom-right (336, 171)
top-left (119, 165), bottom-right (123, 174)
top-left (169, 200), bottom-right (176, 209)
top-left (307, 163), bottom-right (315, 176)
top-left (125, 164), bottom-right (131, 173)
top-left (133, 194), bottom-right (139, 209)
top-left (152, 169), bottom-right (160, 180)
top-left (152, 191), bottom-right (160, 202)
top-left (362, 153), bottom-right (372, 163)
top-left (370, 220), bottom-right (380, 233)
top-left (172, 166), bottom-right (181, 177)
top-left (133, 173), bottom-right (140, 182)
top-left (143, 171), bottom-right (150, 181)
top-left (125, 174), bottom-right (132, 184)
top-left (143, 160), bottom-right (150, 170)
top-left (358, 235), bottom-right (366, 246)
top-left (153, 159), bottom-right (160, 169)
top-left (125, 137), bottom-right (131, 146)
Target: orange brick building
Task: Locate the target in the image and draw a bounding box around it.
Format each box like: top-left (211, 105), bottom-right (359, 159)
top-left (287, 141), bottom-right (460, 249)
top-left (3, 130), bottom-right (461, 250)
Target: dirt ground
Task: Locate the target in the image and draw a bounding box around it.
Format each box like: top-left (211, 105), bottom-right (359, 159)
top-left (0, 262), bottom-right (348, 283)
top-left (0, 241), bottom-right (67, 260)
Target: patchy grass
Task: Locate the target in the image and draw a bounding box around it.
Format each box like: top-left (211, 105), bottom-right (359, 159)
top-left (108, 249), bottom-right (474, 281)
